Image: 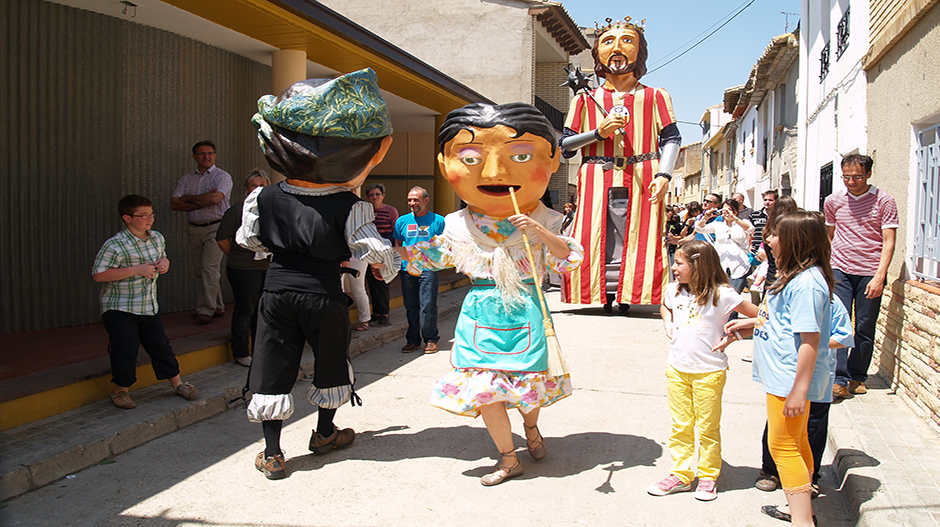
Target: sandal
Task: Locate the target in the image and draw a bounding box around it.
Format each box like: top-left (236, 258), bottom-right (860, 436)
top-left (354, 322), bottom-right (369, 332)
top-left (175, 382), bottom-right (198, 401)
top-left (524, 424), bottom-right (547, 461)
top-left (760, 505), bottom-right (818, 526)
top-left (110, 391), bottom-right (136, 409)
top-left (481, 451), bottom-right (524, 486)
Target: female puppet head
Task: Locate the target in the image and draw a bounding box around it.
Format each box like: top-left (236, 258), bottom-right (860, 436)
top-left (437, 102), bottom-right (560, 217)
top-left (251, 68), bottom-right (393, 186)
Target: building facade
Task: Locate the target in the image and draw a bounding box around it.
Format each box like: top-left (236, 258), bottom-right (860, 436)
top-left (797, 0), bottom-right (868, 211)
top-left (865, 0), bottom-right (940, 429)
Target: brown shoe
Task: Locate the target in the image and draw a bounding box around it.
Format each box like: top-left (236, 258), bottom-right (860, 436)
top-left (833, 384), bottom-right (852, 400)
top-left (848, 380), bottom-right (867, 394)
top-left (213, 309), bottom-right (225, 318)
top-left (254, 451), bottom-right (287, 480)
top-left (424, 341), bottom-right (439, 354)
top-left (195, 314), bottom-right (212, 325)
top-left (175, 382), bottom-right (198, 400)
top-left (309, 427), bottom-right (355, 455)
top-left (524, 424), bottom-right (547, 461)
top-left (110, 391), bottom-right (136, 409)
top-left (755, 471), bottom-right (780, 491)
top-left (401, 342), bottom-right (421, 353)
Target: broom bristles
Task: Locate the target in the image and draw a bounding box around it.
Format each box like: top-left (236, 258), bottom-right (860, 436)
top-left (544, 320), bottom-right (569, 377)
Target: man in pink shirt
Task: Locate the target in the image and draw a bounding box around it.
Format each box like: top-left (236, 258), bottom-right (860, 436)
top-left (824, 154), bottom-right (899, 399)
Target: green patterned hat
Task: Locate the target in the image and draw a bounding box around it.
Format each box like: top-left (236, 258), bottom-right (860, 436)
top-left (253, 68), bottom-right (393, 139)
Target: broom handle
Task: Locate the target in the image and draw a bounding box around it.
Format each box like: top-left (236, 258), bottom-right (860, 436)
top-left (508, 188), bottom-right (553, 326)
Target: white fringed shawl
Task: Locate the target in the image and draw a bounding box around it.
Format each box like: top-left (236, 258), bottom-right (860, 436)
top-left (438, 204), bottom-right (560, 308)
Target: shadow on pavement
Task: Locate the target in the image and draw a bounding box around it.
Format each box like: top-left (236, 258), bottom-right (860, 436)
top-left (284, 424), bottom-right (662, 488)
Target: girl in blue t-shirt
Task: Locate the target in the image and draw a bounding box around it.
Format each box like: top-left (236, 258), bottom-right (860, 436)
top-left (748, 211), bottom-right (834, 527)
top-left (649, 241), bottom-right (758, 501)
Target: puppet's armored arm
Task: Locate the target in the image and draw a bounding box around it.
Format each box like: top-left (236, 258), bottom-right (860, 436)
top-left (654, 123), bottom-right (681, 181)
top-left (559, 128), bottom-right (603, 157)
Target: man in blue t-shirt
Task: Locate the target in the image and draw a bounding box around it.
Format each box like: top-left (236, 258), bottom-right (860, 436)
top-left (394, 186), bottom-right (446, 353)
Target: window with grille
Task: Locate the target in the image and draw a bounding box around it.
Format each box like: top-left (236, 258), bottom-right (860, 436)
top-left (914, 123), bottom-right (940, 282)
top-left (836, 7), bottom-right (850, 59)
top-left (819, 162), bottom-right (833, 212)
top-left (820, 42), bottom-right (830, 81)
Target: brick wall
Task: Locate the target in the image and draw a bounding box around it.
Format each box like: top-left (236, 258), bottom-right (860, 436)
top-left (874, 279), bottom-right (940, 431)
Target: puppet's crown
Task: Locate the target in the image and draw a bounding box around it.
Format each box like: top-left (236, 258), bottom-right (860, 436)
top-left (594, 16), bottom-right (646, 38)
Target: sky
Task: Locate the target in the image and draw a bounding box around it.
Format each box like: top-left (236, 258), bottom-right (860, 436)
top-left (561, 0), bottom-right (801, 142)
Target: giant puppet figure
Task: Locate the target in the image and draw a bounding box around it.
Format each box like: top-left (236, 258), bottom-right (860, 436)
top-left (237, 69), bottom-right (402, 480)
top-left (560, 17), bottom-right (681, 313)
top-left (398, 103), bottom-right (583, 486)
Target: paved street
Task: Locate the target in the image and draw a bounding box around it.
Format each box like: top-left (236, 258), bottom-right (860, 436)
top-left (0, 290), bottom-right (860, 526)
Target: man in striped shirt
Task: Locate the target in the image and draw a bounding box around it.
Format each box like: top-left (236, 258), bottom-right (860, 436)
top-left (171, 140), bottom-right (233, 325)
top-left (825, 154), bottom-right (899, 399)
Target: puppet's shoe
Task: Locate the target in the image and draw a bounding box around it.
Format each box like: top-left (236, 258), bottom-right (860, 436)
top-left (603, 302), bottom-right (612, 314)
top-left (254, 451), bottom-right (287, 480)
top-left (481, 452), bottom-right (523, 486)
top-left (619, 303), bottom-right (630, 316)
top-left (309, 426), bottom-right (355, 454)
top-left (524, 424), bottom-right (547, 461)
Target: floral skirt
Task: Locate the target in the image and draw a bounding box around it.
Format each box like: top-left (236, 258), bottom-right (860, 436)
top-left (430, 368), bottom-right (572, 417)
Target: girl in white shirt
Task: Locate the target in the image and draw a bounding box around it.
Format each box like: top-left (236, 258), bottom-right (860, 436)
top-left (648, 240), bottom-right (758, 501)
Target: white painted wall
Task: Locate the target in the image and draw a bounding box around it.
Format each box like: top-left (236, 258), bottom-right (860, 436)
top-left (316, 0), bottom-right (535, 104)
top-left (797, 0), bottom-right (868, 211)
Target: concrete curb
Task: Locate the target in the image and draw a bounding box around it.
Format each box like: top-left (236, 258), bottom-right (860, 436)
top-left (0, 287), bottom-right (468, 502)
top-left (827, 377), bottom-right (940, 526)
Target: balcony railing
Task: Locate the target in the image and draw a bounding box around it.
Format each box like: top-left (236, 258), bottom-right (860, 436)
top-left (535, 96), bottom-right (566, 132)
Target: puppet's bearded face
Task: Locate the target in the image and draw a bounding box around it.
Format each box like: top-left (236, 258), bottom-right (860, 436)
top-left (597, 27), bottom-right (640, 76)
top-left (438, 125), bottom-right (559, 217)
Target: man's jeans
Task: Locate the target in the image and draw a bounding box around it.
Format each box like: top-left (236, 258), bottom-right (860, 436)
top-left (401, 270), bottom-right (439, 345)
top-left (833, 268), bottom-right (883, 386)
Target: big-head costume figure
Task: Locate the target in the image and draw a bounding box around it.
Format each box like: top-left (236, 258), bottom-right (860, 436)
top-left (236, 68), bottom-right (401, 480)
top-left (560, 17), bottom-right (681, 313)
top-left (399, 103), bottom-right (583, 486)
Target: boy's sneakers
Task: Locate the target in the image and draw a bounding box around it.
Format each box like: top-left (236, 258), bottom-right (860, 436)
top-left (646, 475), bottom-right (691, 496)
top-left (694, 479), bottom-right (718, 501)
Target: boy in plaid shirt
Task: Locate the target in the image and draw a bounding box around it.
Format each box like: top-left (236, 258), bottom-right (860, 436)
top-left (92, 195), bottom-right (198, 409)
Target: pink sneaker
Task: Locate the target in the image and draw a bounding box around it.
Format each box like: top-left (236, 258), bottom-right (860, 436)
top-left (694, 479), bottom-right (717, 501)
top-left (646, 474), bottom-right (691, 496)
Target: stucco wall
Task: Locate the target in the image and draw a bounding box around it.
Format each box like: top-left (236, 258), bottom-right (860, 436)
top-left (866, 3), bottom-right (940, 428)
top-left (317, 0), bottom-right (535, 104)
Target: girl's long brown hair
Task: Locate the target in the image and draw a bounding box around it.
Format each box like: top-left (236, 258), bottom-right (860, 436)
top-left (675, 240), bottom-right (730, 306)
top-left (767, 211), bottom-right (834, 297)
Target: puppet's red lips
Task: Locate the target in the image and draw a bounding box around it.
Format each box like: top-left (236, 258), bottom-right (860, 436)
top-left (477, 185), bottom-right (521, 196)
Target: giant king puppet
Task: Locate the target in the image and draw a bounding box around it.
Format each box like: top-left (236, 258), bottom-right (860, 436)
top-left (560, 17), bottom-right (680, 314)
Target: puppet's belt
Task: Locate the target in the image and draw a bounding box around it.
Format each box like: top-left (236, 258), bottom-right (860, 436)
top-left (583, 152), bottom-right (658, 169)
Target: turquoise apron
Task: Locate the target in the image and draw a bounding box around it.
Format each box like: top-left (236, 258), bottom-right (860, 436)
top-left (451, 280), bottom-right (548, 372)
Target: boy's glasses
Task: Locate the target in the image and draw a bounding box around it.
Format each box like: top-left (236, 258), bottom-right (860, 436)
top-left (132, 213), bottom-right (156, 219)
top-left (842, 175), bottom-right (867, 181)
